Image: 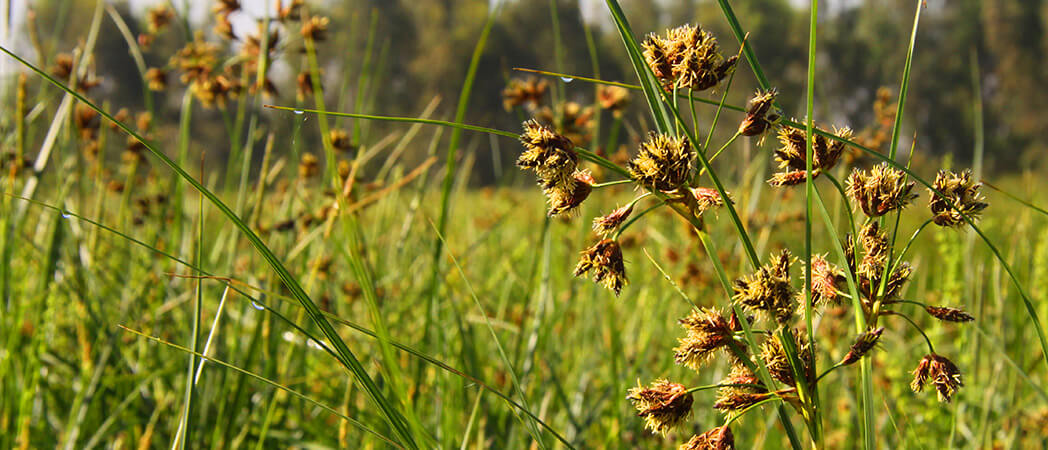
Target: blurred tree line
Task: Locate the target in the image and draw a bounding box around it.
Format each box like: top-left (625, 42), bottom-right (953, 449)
top-left (11, 0), bottom-right (1048, 182)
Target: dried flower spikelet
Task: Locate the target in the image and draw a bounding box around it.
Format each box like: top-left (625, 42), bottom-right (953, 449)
top-left (690, 187), bottom-right (727, 213)
top-left (138, 33), bottom-right (156, 50)
top-left (673, 308), bottom-right (735, 371)
top-left (924, 306), bottom-right (975, 323)
top-left (680, 426), bottom-right (735, 450)
top-left (501, 77), bottom-right (549, 111)
top-left (768, 170), bottom-right (810, 187)
top-left (597, 85), bottom-right (630, 117)
top-left (713, 390), bottom-right (773, 414)
top-left (74, 104), bottom-right (100, 140)
top-left (758, 334), bottom-right (812, 387)
top-left (534, 101), bottom-right (595, 147)
top-left (928, 169), bottom-right (988, 227)
top-left (213, 0), bottom-right (241, 15)
top-left (593, 204), bottom-right (634, 237)
top-left (517, 120), bottom-right (578, 192)
top-left (846, 163), bottom-right (918, 217)
top-left (769, 124), bottom-right (851, 186)
top-left (136, 111), bottom-right (153, 132)
top-left (146, 5), bottom-right (175, 34)
top-left (802, 254), bottom-right (845, 306)
top-left (629, 132), bottom-right (694, 191)
top-left (545, 170), bottom-right (594, 217)
top-left (50, 53), bottom-right (74, 80)
top-left (574, 239), bottom-right (628, 295)
top-left (911, 354), bottom-right (963, 402)
top-left (191, 72), bottom-right (241, 109)
top-left (840, 327), bottom-right (884, 366)
top-left (732, 249), bottom-right (795, 324)
top-left (301, 16), bottom-right (330, 41)
top-left (739, 88), bottom-right (780, 140)
top-left (145, 68), bottom-right (168, 91)
top-left (298, 153), bottom-right (319, 178)
top-left (329, 129), bottom-right (354, 152)
top-left (626, 379), bottom-right (693, 435)
top-left (642, 24), bottom-right (736, 91)
top-left (171, 34), bottom-right (220, 84)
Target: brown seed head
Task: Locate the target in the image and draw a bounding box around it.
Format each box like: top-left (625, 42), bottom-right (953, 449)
top-left (501, 77), bottom-right (549, 111)
top-left (713, 390), bottom-right (773, 413)
top-left (626, 379), bottom-right (694, 435)
top-left (924, 306), bottom-right (975, 323)
top-left (215, 12), bottom-right (236, 40)
top-left (629, 132), bottom-right (694, 191)
top-left (739, 88), bottom-right (780, 140)
top-left (680, 426), bottom-right (735, 450)
top-left (517, 120), bottom-right (578, 192)
top-left (673, 308), bottom-right (735, 370)
top-left (840, 327), bottom-right (884, 366)
top-left (802, 254), bottom-right (845, 306)
top-left (911, 354), bottom-right (963, 402)
top-left (690, 187), bottom-right (727, 213)
top-left (593, 204), bottom-right (634, 237)
top-left (145, 68), bottom-right (168, 91)
top-left (298, 152), bottom-right (319, 178)
top-left (643, 24), bottom-right (736, 91)
top-left (574, 239), bottom-right (627, 295)
top-left (329, 129), bottom-right (354, 152)
top-left (732, 249), bottom-right (795, 324)
top-left (929, 169), bottom-right (988, 227)
top-left (297, 70), bottom-right (320, 100)
top-left (597, 85), bottom-right (630, 117)
top-left (545, 171), bottom-right (594, 217)
top-left (759, 332), bottom-right (814, 387)
top-left (171, 34), bottom-right (220, 84)
top-left (846, 163), bottom-right (918, 217)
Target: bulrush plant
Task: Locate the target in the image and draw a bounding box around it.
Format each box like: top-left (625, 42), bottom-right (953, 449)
top-left (501, 17), bottom-right (988, 449)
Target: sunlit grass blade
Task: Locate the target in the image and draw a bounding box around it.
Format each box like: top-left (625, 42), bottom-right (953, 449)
top-left (0, 45), bottom-right (420, 449)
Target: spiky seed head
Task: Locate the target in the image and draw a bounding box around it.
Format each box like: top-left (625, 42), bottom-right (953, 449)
top-left (690, 187), bottom-right (727, 213)
top-left (680, 426), bottom-right (735, 450)
top-left (574, 239), bottom-right (627, 295)
top-left (597, 85), bottom-right (630, 117)
top-left (643, 24), bottom-right (736, 91)
top-left (758, 332), bottom-right (815, 387)
top-left (767, 170), bottom-right (812, 187)
top-left (502, 77), bottom-right (549, 111)
top-left (673, 308), bottom-right (735, 371)
top-left (803, 254), bottom-right (845, 306)
top-left (145, 68), bottom-right (168, 91)
top-left (739, 89), bottom-right (780, 139)
top-left (627, 379), bottom-right (694, 435)
top-left (713, 391), bottom-right (773, 413)
top-left (840, 327), bottom-right (884, 366)
top-left (146, 5), bottom-right (175, 34)
top-left (732, 250), bottom-right (795, 324)
top-left (593, 204), bottom-right (634, 237)
top-left (925, 306), bottom-right (975, 323)
top-left (213, 0), bottom-right (240, 15)
top-left (517, 120), bottom-right (578, 192)
top-left (846, 163), bottom-right (918, 217)
top-left (911, 354), bottom-right (963, 402)
top-left (769, 125), bottom-right (851, 187)
top-left (928, 169), bottom-right (988, 227)
top-left (629, 132), bottom-right (695, 191)
top-left (545, 171), bottom-right (594, 217)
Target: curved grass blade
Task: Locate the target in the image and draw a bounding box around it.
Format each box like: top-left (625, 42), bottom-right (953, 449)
top-left (601, 0), bottom-right (673, 133)
top-left (9, 194), bottom-right (574, 448)
top-left (0, 45), bottom-right (420, 449)
top-left (117, 326), bottom-right (405, 449)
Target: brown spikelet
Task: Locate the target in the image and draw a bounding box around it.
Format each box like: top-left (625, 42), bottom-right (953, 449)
top-left (545, 171), bottom-right (593, 217)
top-left (929, 169), bottom-right (988, 227)
top-left (924, 306), bottom-right (975, 323)
top-left (574, 239), bottom-right (627, 295)
top-left (673, 308), bottom-right (735, 371)
top-left (846, 163), bottom-right (918, 217)
top-left (732, 250), bottom-right (795, 324)
top-left (593, 204), bottom-right (634, 237)
top-left (502, 77), bottom-right (549, 111)
top-left (911, 354), bottom-right (963, 402)
top-left (840, 327), bottom-right (884, 366)
top-left (517, 120), bottom-right (578, 192)
top-left (627, 379), bottom-right (694, 435)
top-left (680, 426), bottom-right (735, 450)
top-left (629, 132), bottom-right (694, 191)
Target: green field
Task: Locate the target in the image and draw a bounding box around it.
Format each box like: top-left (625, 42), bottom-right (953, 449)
top-left (1, 1), bottom-right (1047, 448)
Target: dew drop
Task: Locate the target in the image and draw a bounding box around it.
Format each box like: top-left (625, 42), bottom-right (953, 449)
top-left (560, 77), bottom-right (574, 83)
top-left (293, 110), bottom-right (304, 115)
top-left (61, 212), bottom-right (72, 219)
top-left (251, 301), bottom-right (265, 310)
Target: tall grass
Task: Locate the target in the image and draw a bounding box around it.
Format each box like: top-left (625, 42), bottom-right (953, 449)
top-left (0, 1), bottom-right (1046, 449)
